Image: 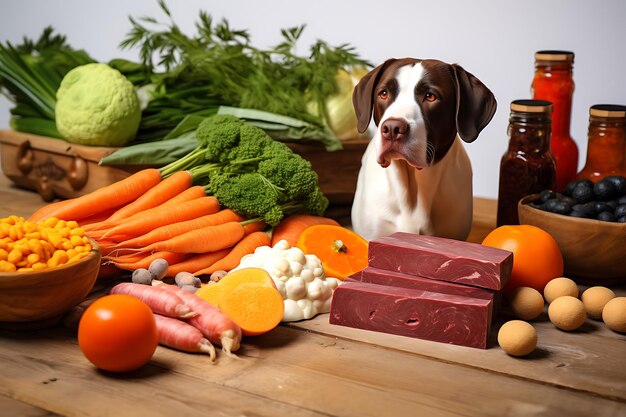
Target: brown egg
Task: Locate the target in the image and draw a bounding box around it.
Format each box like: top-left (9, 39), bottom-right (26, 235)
top-left (548, 296), bottom-right (587, 331)
top-left (509, 287), bottom-right (544, 320)
top-left (581, 286), bottom-right (616, 320)
top-left (497, 320), bottom-right (537, 357)
top-left (543, 277), bottom-right (579, 304)
top-left (602, 297), bottom-right (626, 333)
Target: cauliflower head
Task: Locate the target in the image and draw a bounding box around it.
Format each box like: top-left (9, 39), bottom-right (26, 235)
top-left (233, 240), bottom-right (341, 322)
top-left (55, 63), bottom-right (141, 146)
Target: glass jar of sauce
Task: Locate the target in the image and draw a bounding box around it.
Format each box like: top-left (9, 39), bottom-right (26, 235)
top-left (531, 50), bottom-right (578, 192)
top-left (577, 104), bottom-right (626, 181)
top-left (497, 100), bottom-right (556, 226)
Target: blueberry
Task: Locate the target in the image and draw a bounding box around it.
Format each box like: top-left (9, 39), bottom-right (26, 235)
top-left (572, 202), bottom-right (597, 216)
top-left (563, 180), bottom-right (579, 197)
top-left (539, 189), bottom-right (557, 203)
top-left (553, 201), bottom-right (572, 215)
top-left (595, 201), bottom-right (614, 213)
top-left (569, 210), bottom-right (592, 219)
top-left (617, 216), bottom-right (626, 223)
top-left (593, 179), bottom-right (617, 201)
top-left (615, 204), bottom-right (626, 218)
top-left (605, 200), bottom-right (618, 211)
top-left (571, 181), bottom-right (594, 203)
top-left (604, 175), bottom-right (626, 197)
top-left (597, 211), bottom-right (616, 222)
top-left (618, 196), bottom-right (626, 205)
top-left (542, 198), bottom-right (560, 213)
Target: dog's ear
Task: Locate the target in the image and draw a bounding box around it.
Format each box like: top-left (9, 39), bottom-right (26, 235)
top-left (452, 64), bottom-right (497, 143)
top-left (352, 59), bottom-right (396, 133)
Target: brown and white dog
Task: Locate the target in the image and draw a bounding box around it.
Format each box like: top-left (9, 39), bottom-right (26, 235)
top-left (351, 58), bottom-right (497, 241)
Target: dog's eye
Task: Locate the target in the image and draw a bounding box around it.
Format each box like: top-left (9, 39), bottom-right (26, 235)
top-left (378, 89), bottom-right (389, 100)
top-left (425, 92), bottom-right (437, 102)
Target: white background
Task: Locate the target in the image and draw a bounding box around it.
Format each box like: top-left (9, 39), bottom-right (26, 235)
top-left (1, 0), bottom-right (625, 198)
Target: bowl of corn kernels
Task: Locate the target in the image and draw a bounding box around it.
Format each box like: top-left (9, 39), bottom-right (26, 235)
top-left (0, 215), bottom-right (101, 323)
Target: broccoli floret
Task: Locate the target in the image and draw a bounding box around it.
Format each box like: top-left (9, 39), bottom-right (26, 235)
top-left (196, 115), bottom-right (243, 162)
top-left (304, 188), bottom-right (330, 216)
top-left (224, 124), bottom-right (276, 168)
top-left (211, 172), bottom-right (285, 226)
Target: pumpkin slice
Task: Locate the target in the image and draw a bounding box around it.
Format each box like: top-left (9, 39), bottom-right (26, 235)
top-left (296, 224), bottom-right (368, 280)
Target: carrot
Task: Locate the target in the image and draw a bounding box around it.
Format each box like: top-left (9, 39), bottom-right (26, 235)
top-left (84, 184), bottom-right (210, 233)
top-left (271, 214), bottom-right (340, 247)
top-left (243, 219), bottom-right (266, 235)
top-left (34, 169), bottom-right (162, 222)
top-left (154, 314), bottom-right (216, 361)
top-left (159, 284), bottom-right (242, 354)
top-left (77, 208), bottom-right (120, 227)
top-left (114, 209), bottom-right (245, 249)
top-left (166, 249), bottom-right (230, 277)
top-left (102, 196), bottom-right (221, 239)
top-left (110, 282), bottom-right (197, 319)
top-left (104, 171), bottom-right (193, 223)
top-left (28, 199), bottom-right (71, 223)
top-left (195, 231), bottom-right (271, 276)
top-left (109, 251), bottom-right (190, 271)
top-left (156, 184), bottom-right (207, 208)
top-left (141, 221), bottom-right (246, 254)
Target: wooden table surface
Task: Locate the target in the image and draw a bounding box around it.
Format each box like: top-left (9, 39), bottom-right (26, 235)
top-left (0, 174), bottom-right (625, 417)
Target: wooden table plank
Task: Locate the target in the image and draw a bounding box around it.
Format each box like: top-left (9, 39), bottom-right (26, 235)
top-left (1, 326), bottom-right (625, 417)
top-left (0, 394), bottom-right (61, 417)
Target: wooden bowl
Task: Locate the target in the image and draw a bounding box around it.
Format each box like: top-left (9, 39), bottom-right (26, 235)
top-left (518, 195), bottom-right (626, 285)
top-left (0, 239), bottom-right (101, 323)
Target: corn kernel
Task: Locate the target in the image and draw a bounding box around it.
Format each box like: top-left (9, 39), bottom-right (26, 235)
top-left (7, 248), bottom-right (22, 264)
top-left (16, 259), bottom-right (28, 268)
top-left (61, 240), bottom-right (73, 250)
top-left (66, 220), bottom-right (79, 229)
top-left (70, 235), bottom-right (84, 247)
top-left (9, 226), bottom-right (24, 241)
top-left (53, 250), bottom-right (68, 264)
top-left (32, 262), bottom-right (47, 271)
top-left (43, 217), bottom-right (58, 227)
top-left (54, 220), bottom-right (67, 230)
top-left (26, 253), bottom-right (40, 265)
top-left (67, 254), bottom-right (84, 264)
top-left (0, 249), bottom-right (7, 261)
top-left (0, 260), bottom-right (17, 272)
top-left (24, 232), bottom-right (42, 240)
top-left (17, 267), bottom-right (34, 272)
top-left (23, 222), bottom-right (38, 233)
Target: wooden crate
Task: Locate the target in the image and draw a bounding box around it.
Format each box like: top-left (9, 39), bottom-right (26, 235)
top-left (0, 130), bottom-right (368, 208)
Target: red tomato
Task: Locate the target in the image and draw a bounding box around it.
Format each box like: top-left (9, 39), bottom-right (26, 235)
top-left (78, 294), bottom-right (159, 373)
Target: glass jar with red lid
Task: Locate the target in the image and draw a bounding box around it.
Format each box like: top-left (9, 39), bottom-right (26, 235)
top-left (531, 50), bottom-right (578, 192)
top-left (577, 104), bottom-right (626, 182)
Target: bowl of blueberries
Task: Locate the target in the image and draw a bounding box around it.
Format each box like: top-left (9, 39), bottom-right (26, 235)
top-left (518, 175), bottom-right (626, 284)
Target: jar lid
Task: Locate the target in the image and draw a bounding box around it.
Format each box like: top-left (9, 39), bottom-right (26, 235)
top-left (590, 104), bottom-right (626, 118)
top-left (535, 50), bottom-right (575, 62)
top-left (510, 99), bottom-right (553, 113)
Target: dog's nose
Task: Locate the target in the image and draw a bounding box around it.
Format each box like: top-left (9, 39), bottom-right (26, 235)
top-left (381, 118), bottom-right (409, 141)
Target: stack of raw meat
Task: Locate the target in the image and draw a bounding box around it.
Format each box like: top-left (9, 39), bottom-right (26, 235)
top-left (329, 232), bottom-right (513, 349)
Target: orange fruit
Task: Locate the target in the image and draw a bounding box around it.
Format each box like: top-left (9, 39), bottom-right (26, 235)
top-left (482, 224), bottom-right (563, 294)
top-left (297, 225), bottom-right (368, 280)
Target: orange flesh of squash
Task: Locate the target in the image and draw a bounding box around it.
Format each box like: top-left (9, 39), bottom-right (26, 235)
top-left (195, 267), bottom-right (284, 336)
top-left (296, 224), bottom-right (368, 280)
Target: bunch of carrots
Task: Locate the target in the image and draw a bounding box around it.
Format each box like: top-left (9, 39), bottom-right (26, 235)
top-left (28, 168), bottom-right (271, 277)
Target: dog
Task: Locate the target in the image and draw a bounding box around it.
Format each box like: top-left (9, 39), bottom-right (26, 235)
top-left (351, 58), bottom-right (497, 241)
